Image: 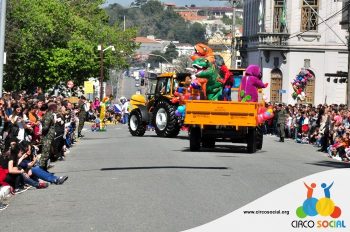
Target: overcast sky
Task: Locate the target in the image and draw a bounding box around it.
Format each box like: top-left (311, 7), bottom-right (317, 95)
top-left (104, 0), bottom-right (228, 7)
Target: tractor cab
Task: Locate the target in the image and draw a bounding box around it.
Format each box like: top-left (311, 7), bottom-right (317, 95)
top-left (128, 72), bottom-right (191, 138)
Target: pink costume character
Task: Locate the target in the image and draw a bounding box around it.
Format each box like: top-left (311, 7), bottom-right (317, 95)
top-left (238, 65), bottom-right (268, 102)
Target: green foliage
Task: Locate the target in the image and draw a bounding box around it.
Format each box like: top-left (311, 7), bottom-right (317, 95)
top-left (164, 43), bottom-right (178, 62)
top-left (146, 43), bottom-right (179, 68)
top-left (4, 0), bottom-right (138, 91)
top-left (131, 0), bottom-right (148, 7)
top-left (221, 14), bottom-right (243, 27)
top-left (105, 1), bottom-right (207, 44)
top-left (146, 50), bottom-right (164, 68)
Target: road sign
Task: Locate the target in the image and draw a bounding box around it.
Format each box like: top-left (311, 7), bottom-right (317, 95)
top-left (84, 81), bottom-right (94, 94)
top-left (279, 89), bottom-right (287, 94)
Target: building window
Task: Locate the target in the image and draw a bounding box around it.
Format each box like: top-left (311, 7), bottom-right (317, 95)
top-left (273, 0), bottom-right (286, 33)
top-left (270, 68), bottom-right (283, 103)
top-left (301, 0), bottom-right (319, 32)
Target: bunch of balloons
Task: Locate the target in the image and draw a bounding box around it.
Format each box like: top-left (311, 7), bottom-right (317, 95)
top-left (257, 106), bottom-right (274, 124)
top-left (291, 68), bottom-right (314, 101)
top-left (175, 105), bottom-right (186, 118)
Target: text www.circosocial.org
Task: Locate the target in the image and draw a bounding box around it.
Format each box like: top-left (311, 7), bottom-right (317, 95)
top-left (243, 210), bottom-right (290, 215)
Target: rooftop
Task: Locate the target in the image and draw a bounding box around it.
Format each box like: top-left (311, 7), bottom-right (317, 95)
top-left (134, 36), bottom-right (160, 44)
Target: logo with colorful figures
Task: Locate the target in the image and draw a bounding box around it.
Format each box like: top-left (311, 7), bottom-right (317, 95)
top-left (296, 182), bottom-right (341, 219)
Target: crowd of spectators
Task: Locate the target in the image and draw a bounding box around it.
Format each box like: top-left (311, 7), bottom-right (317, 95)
top-left (0, 87), bottom-right (90, 211)
top-left (265, 102), bottom-right (350, 163)
top-left (86, 96), bottom-right (130, 132)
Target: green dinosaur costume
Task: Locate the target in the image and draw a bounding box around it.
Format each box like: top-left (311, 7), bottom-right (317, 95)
top-left (192, 58), bottom-right (223, 100)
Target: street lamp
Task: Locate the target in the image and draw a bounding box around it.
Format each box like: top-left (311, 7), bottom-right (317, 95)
top-left (148, 53), bottom-right (179, 72)
top-left (97, 45), bottom-right (115, 100)
top-left (148, 53), bottom-right (172, 65)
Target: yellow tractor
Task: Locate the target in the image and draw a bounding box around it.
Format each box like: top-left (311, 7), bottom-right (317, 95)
top-left (128, 72), bottom-right (191, 137)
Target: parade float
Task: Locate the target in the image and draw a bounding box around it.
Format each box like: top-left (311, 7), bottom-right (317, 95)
top-left (128, 43), bottom-right (272, 153)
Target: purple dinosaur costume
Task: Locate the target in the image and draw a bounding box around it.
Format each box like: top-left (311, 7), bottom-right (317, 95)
top-left (239, 65), bottom-right (267, 102)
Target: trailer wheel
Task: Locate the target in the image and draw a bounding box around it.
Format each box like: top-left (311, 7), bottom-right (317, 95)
top-left (202, 136), bottom-right (215, 148)
top-left (247, 127), bottom-right (257, 153)
top-left (153, 101), bottom-right (180, 137)
top-left (128, 109), bottom-right (146, 136)
top-left (256, 126), bottom-right (263, 150)
top-left (190, 127), bottom-right (201, 151)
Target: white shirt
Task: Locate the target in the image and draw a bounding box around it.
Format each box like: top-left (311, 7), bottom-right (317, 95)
top-left (121, 102), bottom-right (130, 114)
top-left (9, 114), bottom-right (28, 141)
top-left (286, 116), bottom-right (292, 127)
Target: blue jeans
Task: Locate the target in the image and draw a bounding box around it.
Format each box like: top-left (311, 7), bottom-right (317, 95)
top-left (123, 114), bottom-right (129, 124)
top-left (23, 174), bottom-right (40, 188)
top-left (31, 166), bottom-right (58, 183)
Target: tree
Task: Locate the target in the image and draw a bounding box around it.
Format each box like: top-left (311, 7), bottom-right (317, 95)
top-left (105, 1), bottom-right (207, 44)
top-left (164, 43), bottom-right (178, 62)
top-left (131, 0), bottom-right (148, 7)
top-left (188, 23), bottom-right (207, 44)
top-left (221, 14), bottom-right (243, 27)
top-left (5, 0), bottom-right (138, 91)
top-left (146, 51), bottom-right (164, 68)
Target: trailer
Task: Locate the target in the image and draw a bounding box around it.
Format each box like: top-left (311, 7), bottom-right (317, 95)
top-left (185, 100), bottom-right (263, 153)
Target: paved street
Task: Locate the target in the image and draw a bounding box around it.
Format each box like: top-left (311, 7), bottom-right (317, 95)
top-left (119, 75), bottom-right (139, 99)
top-left (1, 125), bottom-right (348, 232)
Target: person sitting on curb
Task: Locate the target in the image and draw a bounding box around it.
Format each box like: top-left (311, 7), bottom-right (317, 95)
top-left (13, 142), bottom-right (49, 189)
top-left (0, 140), bottom-right (27, 194)
top-left (18, 141), bottom-right (68, 185)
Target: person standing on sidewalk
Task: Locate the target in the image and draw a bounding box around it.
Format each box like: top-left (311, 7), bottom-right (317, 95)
top-left (121, 98), bottom-right (130, 124)
top-left (277, 104), bottom-right (288, 142)
top-left (77, 96), bottom-right (88, 138)
top-left (39, 103), bottom-right (56, 170)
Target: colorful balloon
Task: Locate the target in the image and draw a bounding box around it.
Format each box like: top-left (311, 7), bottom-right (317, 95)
top-left (291, 68), bottom-right (314, 101)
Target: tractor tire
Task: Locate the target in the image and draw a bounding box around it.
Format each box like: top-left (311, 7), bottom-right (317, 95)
top-left (256, 126), bottom-right (263, 150)
top-left (247, 127), bottom-right (257, 153)
top-left (153, 101), bottom-right (180, 137)
top-left (128, 109), bottom-right (146, 136)
top-left (202, 136), bottom-right (215, 148)
top-left (190, 127), bottom-right (201, 151)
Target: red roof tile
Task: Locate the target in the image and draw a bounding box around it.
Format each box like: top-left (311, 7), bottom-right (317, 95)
top-left (134, 37), bottom-right (160, 43)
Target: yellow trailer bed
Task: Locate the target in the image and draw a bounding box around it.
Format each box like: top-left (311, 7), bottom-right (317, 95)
top-left (184, 100), bottom-right (263, 153)
top-left (184, 100), bottom-right (259, 127)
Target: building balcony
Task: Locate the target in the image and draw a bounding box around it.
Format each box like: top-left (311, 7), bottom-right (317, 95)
top-left (237, 32), bottom-right (290, 51)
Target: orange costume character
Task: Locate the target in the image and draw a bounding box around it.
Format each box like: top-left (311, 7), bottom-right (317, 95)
top-left (191, 43), bottom-right (215, 63)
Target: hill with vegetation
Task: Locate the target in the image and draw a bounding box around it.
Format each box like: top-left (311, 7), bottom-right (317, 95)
top-left (105, 1), bottom-right (207, 44)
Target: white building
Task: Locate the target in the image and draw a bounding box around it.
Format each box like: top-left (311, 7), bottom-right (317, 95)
top-left (175, 43), bottom-right (194, 56)
top-left (240, 0), bottom-right (348, 105)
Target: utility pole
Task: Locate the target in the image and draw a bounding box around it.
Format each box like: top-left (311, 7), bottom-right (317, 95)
top-left (231, 0), bottom-right (237, 69)
top-left (0, 0), bottom-right (7, 97)
top-left (210, 0), bottom-right (238, 68)
top-left (347, 0), bottom-right (350, 109)
top-left (123, 15), bottom-right (126, 31)
top-left (99, 44), bottom-right (104, 100)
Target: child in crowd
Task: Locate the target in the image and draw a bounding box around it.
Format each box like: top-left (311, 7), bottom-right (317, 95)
top-left (91, 115), bottom-right (101, 132)
top-left (327, 136), bottom-right (346, 160)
